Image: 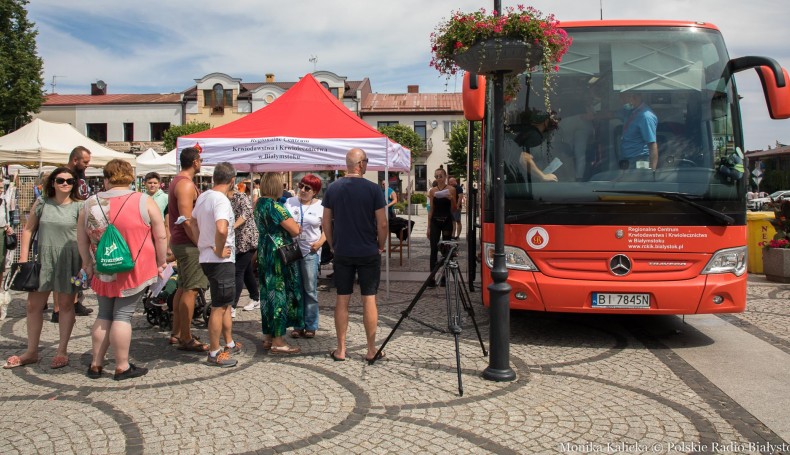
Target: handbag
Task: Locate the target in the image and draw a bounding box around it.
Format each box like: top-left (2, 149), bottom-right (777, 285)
top-left (9, 202), bottom-right (44, 292)
top-left (268, 233), bottom-right (303, 265)
top-left (4, 232), bottom-right (17, 250)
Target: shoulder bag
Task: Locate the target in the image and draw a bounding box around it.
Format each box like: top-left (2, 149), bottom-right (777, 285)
top-left (268, 232), bottom-right (303, 265)
top-left (8, 203), bottom-right (43, 292)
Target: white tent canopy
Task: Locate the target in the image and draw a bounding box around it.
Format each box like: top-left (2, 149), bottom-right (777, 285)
top-left (0, 118), bottom-right (137, 167)
top-left (136, 148), bottom-right (213, 177)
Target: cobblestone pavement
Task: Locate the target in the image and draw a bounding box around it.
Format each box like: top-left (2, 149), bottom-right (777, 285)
top-left (1, 234), bottom-right (788, 454)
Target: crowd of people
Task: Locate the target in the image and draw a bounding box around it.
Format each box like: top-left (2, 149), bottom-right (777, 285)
top-left (2, 145), bottom-right (395, 378)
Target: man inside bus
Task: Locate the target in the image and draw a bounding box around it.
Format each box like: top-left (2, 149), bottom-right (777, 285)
top-left (618, 91), bottom-right (658, 170)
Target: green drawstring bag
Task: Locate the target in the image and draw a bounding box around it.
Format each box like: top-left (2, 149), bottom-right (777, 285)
top-left (94, 194), bottom-right (140, 274)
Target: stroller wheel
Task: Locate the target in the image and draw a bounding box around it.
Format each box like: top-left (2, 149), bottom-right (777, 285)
top-left (160, 311), bottom-right (171, 330)
top-left (146, 309), bottom-right (158, 326)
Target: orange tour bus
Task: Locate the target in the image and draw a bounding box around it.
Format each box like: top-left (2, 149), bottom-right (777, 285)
top-left (467, 20), bottom-right (790, 314)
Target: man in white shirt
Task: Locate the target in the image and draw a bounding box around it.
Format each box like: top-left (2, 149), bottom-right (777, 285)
top-left (191, 162), bottom-right (239, 368)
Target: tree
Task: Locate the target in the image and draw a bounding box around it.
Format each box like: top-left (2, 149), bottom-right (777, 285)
top-left (162, 121), bottom-right (212, 151)
top-left (446, 121), bottom-right (481, 181)
top-left (0, 0), bottom-right (45, 135)
top-left (378, 124), bottom-right (423, 165)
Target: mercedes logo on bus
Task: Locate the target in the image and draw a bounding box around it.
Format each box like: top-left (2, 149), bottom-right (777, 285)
top-left (609, 254), bottom-right (632, 276)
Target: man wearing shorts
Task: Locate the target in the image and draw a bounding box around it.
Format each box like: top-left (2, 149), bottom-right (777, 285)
top-left (168, 147), bottom-right (209, 351)
top-left (192, 162), bottom-right (238, 367)
top-left (322, 148), bottom-right (388, 362)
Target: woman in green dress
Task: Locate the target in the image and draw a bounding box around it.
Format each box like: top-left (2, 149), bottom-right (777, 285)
top-left (3, 167), bottom-right (85, 369)
top-left (255, 172), bottom-right (303, 355)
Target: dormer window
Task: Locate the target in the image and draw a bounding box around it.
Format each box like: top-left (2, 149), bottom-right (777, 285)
top-left (203, 83), bottom-right (233, 113)
top-left (320, 81), bottom-right (339, 99)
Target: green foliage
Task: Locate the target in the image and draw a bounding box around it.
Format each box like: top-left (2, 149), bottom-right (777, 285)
top-left (378, 124), bottom-right (424, 164)
top-left (162, 121), bottom-right (213, 151)
top-left (761, 169), bottom-right (790, 195)
top-left (410, 192), bottom-right (427, 205)
top-left (0, 0), bottom-right (45, 134)
top-left (393, 201), bottom-right (407, 214)
top-left (446, 121), bottom-right (481, 181)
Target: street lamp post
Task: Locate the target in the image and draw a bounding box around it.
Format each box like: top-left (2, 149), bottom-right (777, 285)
top-left (482, 0), bottom-right (516, 383)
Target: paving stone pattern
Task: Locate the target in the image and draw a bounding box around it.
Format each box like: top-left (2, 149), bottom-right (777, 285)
top-left (1, 233), bottom-right (788, 454)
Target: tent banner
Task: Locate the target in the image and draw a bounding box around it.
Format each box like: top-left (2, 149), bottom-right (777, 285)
top-left (178, 136), bottom-right (410, 172)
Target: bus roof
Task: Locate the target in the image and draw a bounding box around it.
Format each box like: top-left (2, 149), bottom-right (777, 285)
top-left (559, 20), bottom-right (720, 31)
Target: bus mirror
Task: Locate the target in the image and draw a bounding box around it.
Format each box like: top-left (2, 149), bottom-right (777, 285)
top-left (462, 72), bottom-right (486, 121)
top-left (758, 65), bottom-right (790, 119)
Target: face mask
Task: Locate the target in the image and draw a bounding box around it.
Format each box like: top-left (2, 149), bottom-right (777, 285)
top-left (514, 125), bottom-right (545, 148)
top-left (592, 101), bottom-right (602, 113)
top-left (622, 103), bottom-right (634, 111)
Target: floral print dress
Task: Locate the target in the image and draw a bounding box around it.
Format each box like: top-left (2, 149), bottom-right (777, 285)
top-left (255, 197), bottom-right (303, 337)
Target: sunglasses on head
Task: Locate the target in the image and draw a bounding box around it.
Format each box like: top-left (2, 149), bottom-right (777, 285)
top-left (55, 178), bottom-right (75, 185)
top-left (298, 183), bottom-right (314, 192)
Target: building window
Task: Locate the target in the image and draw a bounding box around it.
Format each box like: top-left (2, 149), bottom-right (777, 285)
top-left (415, 165), bottom-right (427, 192)
top-left (414, 121), bottom-right (427, 145)
top-left (443, 120), bottom-right (463, 140)
top-left (123, 123), bottom-right (134, 142)
top-left (377, 121), bottom-right (399, 128)
top-left (150, 123), bottom-right (170, 141)
top-left (320, 82), bottom-right (339, 99)
top-left (203, 84), bottom-right (233, 110)
top-left (86, 123), bottom-right (107, 143)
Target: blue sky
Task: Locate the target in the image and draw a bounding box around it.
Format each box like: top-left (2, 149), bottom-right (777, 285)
top-left (25, 0), bottom-right (790, 151)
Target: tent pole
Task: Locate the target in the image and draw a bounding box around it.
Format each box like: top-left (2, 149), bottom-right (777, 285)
top-left (384, 151), bottom-right (390, 301)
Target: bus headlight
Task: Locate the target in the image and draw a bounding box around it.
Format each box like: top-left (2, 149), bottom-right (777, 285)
top-left (701, 246), bottom-right (747, 277)
top-left (483, 242), bottom-right (538, 271)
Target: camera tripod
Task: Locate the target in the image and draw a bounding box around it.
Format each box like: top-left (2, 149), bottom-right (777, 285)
top-left (371, 241), bottom-right (487, 396)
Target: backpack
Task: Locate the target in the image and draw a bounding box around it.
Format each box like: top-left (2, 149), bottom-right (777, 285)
top-left (94, 194), bottom-right (144, 274)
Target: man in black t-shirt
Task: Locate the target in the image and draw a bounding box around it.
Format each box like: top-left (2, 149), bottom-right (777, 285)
top-left (67, 145), bottom-right (92, 199)
top-left (322, 148), bottom-right (388, 362)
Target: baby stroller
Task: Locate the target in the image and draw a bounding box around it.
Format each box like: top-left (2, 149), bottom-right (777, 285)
top-left (142, 267), bottom-right (210, 330)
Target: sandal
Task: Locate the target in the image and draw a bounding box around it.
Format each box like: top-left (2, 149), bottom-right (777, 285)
top-left (269, 345), bottom-right (301, 355)
top-left (303, 330), bottom-right (316, 339)
top-left (329, 350), bottom-right (346, 362)
top-left (364, 351), bottom-right (386, 364)
top-left (3, 355), bottom-right (38, 369)
top-left (168, 336), bottom-right (180, 345)
top-left (177, 338), bottom-right (209, 352)
top-left (290, 329), bottom-right (304, 339)
top-left (50, 355), bottom-right (69, 369)
top-left (262, 339), bottom-right (272, 351)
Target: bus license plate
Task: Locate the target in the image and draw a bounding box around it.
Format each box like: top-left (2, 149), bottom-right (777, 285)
top-left (592, 293), bottom-right (650, 309)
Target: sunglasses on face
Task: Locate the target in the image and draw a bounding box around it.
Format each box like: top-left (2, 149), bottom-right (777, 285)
top-left (434, 174), bottom-right (445, 179)
top-left (298, 183), bottom-right (314, 192)
top-left (55, 178), bottom-right (75, 185)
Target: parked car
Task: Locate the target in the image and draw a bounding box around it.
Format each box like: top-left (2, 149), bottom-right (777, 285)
top-left (748, 190), bottom-right (790, 211)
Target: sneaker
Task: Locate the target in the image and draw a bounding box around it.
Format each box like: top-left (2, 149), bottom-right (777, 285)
top-left (75, 301), bottom-right (93, 316)
top-left (231, 308), bottom-right (236, 318)
top-left (113, 363), bottom-right (148, 381)
top-left (242, 300), bottom-right (260, 311)
top-left (50, 311), bottom-right (59, 323)
top-left (206, 350), bottom-right (237, 367)
top-left (224, 341), bottom-right (243, 355)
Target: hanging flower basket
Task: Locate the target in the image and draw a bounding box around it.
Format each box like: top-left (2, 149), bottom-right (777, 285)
top-left (429, 5), bottom-right (571, 112)
top-left (453, 38), bottom-right (544, 75)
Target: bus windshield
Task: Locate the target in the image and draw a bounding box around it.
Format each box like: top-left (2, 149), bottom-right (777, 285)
top-left (487, 26), bottom-right (746, 226)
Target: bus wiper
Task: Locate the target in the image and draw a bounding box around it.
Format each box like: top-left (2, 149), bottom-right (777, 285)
top-left (594, 190), bottom-right (734, 225)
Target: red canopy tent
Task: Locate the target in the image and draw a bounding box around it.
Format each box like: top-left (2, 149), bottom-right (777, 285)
top-left (177, 73), bottom-right (410, 172)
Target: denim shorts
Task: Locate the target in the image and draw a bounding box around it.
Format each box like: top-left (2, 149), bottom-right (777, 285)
top-left (333, 254), bottom-right (381, 296)
top-left (200, 262), bottom-right (235, 308)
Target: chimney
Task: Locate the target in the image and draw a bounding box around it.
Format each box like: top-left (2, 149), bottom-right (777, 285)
top-left (90, 80), bottom-right (107, 95)
top-left (265, 73), bottom-right (275, 83)
top-left (407, 85), bottom-right (419, 94)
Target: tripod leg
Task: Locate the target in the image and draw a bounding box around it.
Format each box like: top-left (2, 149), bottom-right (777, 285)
top-left (457, 271), bottom-right (488, 356)
top-left (371, 255), bottom-right (450, 365)
top-left (454, 332), bottom-right (463, 397)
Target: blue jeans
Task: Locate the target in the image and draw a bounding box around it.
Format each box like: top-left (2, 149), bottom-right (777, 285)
top-left (296, 251), bottom-right (320, 331)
